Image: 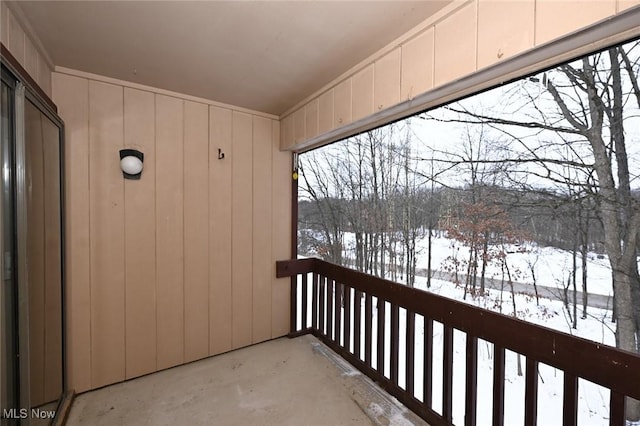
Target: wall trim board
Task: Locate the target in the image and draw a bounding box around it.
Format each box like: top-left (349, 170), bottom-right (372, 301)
top-left (284, 4), bottom-right (640, 153)
top-left (54, 67), bottom-right (279, 120)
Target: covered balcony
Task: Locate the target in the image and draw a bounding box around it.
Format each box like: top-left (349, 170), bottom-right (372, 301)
top-left (1, 1), bottom-right (639, 425)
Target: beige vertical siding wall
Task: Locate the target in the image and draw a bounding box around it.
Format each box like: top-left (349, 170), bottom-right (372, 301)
top-left (1, 1), bottom-right (53, 95)
top-left (52, 69), bottom-right (291, 393)
top-left (280, 0), bottom-right (640, 151)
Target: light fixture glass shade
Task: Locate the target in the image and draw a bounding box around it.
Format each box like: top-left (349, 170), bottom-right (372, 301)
top-left (120, 156), bottom-right (143, 175)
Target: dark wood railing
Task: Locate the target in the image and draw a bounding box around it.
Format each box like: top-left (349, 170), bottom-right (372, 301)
top-left (276, 258), bottom-right (640, 426)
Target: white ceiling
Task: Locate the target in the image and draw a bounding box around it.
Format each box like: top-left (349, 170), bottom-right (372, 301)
top-left (14, 1), bottom-right (451, 115)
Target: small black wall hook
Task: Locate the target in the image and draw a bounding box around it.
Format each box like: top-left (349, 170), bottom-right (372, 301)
top-left (218, 148), bottom-right (225, 160)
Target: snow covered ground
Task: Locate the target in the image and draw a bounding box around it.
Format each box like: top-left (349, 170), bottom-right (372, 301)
top-left (413, 235), bottom-right (616, 297)
top-left (298, 231), bottom-right (636, 425)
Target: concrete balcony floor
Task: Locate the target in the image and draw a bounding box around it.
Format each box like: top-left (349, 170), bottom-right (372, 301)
top-left (65, 334), bottom-right (428, 426)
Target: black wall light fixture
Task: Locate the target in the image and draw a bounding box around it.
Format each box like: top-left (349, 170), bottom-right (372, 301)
top-left (119, 149), bottom-right (144, 180)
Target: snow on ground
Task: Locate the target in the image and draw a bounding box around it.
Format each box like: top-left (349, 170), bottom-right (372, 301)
top-left (300, 230), bottom-right (640, 424)
top-left (337, 232), bottom-right (619, 296)
top-left (414, 235), bottom-right (616, 296)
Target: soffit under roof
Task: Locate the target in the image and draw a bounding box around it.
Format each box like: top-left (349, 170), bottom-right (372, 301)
top-left (13, 1), bottom-right (452, 115)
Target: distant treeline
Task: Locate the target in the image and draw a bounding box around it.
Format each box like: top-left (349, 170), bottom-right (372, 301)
top-left (298, 184), bottom-right (624, 254)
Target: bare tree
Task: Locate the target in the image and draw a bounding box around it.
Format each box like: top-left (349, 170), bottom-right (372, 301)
top-left (421, 40), bottom-right (640, 420)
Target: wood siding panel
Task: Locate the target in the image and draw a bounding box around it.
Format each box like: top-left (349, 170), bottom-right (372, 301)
top-left (293, 108), bottom-right (305, 144)
top-left (38, 59), bottom-right (52, 97)
top-left (55, 70), bottom-right (292, 392)
top-left (535, 0), bottom-right (616, 45)
top-left (305, 99), bottom-right (319, 140)
top-left (24, 36), bottom-right (38, 82)
top-left (252, 116), bottom-right (272, 343)
top-left (334, 78), bottom-right (352, 127)
top-left (271, 122), bottom-right (290, 337)
top-left (183, 100), bottom-right (210, 362)
top-left (7, 8), bottom-right (24, 64)
top-left (478, 0), bottom-right (535, 69)
top-left (280, 114), bottom-right (294, 150)
top-left (401, 29), bottom-right (434, 101)
top-left (88, 81), bottom-right (125, 388)
top-left (434, 3), bottom-right (478, 87)
top-left (352, 64), bottom-right (374, 121)
top-left (232, 111), bottom-right (253, 349)
top-left (318, 90), bottom-right (334, 135)
top-left (618, 0), bottom-right (640, 10)
top-left (52, 73), bottom-right (91, 393)
top-left (123, 88), bottom-right (156, 379)
top-left (155, 95), bottom-right (184, 370)
top-left (374, 49), bottom-right (401, 112)
top-left (209, 106), bottom-right (233, 355)
top-left (1, 2), bottom-right (8, 46)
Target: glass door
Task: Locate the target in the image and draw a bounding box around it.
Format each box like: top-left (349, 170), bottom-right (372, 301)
top-left (1, 64), bottom-right (64, 424)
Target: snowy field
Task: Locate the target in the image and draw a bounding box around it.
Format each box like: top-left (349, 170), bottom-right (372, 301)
top-left (414, 235), bottom-right (616, 297)
top-left (298, 231), bottom-right (639, 425)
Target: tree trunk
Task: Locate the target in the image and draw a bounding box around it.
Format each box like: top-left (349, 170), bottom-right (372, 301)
top-left (427, 227), bottom-right (433, 288)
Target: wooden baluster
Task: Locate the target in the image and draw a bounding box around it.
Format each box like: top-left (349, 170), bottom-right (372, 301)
top-left (377, 298), bottom-right (386, 375)
top-left (493, 345), bottom-right (505, 426)
top-left (311, 273), bottom-right (318, 330)
top-left (524, 358), bottom-right (538, 426)
top-left (390, 303), bottom-right (400, 385)
top-left (301, 273), bottom-right (308, 329)
top-left (354, 289), bottom-right (362, 359)
top-left (365, 294), bottom-right (373, 366)
top-left (465, 335), bottom-right (478, 426)
top-left (562, 373), bottom-right (577, 426)
top-left (443, 324), bottom-right (454, 423)
top-left (424, 317), bottom-right (433, 408)
top-left (406, 310), bottom-right (415, 395)
top-left (318, 275), bottom-right (326, 335)
top-left (344, 285), bottom-right (351, 351)
top-left (609, 391), bottom-right (626, 426)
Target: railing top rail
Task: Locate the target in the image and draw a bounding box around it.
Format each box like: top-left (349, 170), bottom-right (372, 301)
top-left (277, 258), bottom-right (640, 400)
